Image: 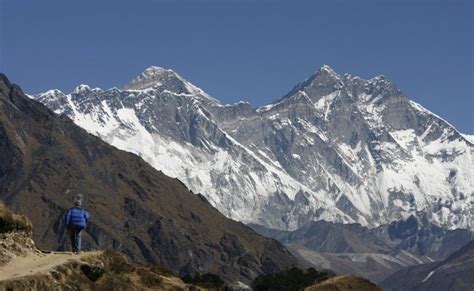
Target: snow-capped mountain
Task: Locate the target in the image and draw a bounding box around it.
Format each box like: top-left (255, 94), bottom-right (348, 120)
top-left (34, 65), bottom-right (473, 231)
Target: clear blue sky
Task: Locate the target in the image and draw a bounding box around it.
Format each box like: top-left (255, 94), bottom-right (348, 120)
top-left (1, 0), bottom-right (472, 132)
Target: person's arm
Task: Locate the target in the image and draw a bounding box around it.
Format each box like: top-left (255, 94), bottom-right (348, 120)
top-left (65, 209), bottom-right (71, 226)
top-left (84, 210), bottom-right (90, 223)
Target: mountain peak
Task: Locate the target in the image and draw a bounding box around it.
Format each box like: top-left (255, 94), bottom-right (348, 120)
top-left (313, 65), bottom-right (344, 83)
top-left (123, 66), bottom-right (220, 104)
top-left (318, 64), bottom-right (336, 74)
top-left (315, 64), bottom-right (341, 77)
top-left (124, 66), bottom-right (179, 91)
top-left (142, 65), bottom-right (172, 75)
top-left (36, 89), bottom-right (65, 101)
top-left (279, 64), bottom-right (343, 101)
top-left (73, 84), bottom-right (91, 94)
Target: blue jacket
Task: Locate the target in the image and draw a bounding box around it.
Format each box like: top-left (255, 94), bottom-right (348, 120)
top-left (65, 207), bottom-right (90, 228)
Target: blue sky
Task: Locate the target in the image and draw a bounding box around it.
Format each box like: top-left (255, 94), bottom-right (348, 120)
top-left (1, 0), bottom-right (472, 132)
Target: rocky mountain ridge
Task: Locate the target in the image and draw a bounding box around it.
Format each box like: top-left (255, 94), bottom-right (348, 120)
top-left (34, 65), bottom-right (473, 231)
top-left (250, 216), bottom-right (474, 283)
top-left (380, 239), bottom-right (474, 290)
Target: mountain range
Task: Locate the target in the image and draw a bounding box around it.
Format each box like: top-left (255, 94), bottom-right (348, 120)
top-left (33, 65), bottom-right (473, 231)
top-left (380, 239), bottom-right (474, 290)
top-left (250, 216), bottom-right (474, 283)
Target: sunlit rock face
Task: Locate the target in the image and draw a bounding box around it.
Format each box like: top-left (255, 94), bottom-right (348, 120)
top-left (35, 65), bottom-right (473, 231)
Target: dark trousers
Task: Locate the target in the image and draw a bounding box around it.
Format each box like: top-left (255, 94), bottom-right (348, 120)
top-left (68, 226), bottom-right (84, 252)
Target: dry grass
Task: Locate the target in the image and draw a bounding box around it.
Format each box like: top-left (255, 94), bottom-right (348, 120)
top-left (305, 275), bottom-right (381, 291)
top-left (0, 202), bottom-right (36, 266)
top-left (0, 202), bottom-right (32, 234)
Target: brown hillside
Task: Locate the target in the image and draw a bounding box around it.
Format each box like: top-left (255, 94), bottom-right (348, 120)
top-left (305, 275), bottom-right (381, 291)
top-left (0, 250), bottom-right (210, 291)
top-left (0, 73), bottom-right (298, 283)
top-left (0, 202), bottom-right (208, 290)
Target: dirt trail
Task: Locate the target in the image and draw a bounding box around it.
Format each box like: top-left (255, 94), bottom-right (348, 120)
top-left (0, 251), bottom-right (102, 281)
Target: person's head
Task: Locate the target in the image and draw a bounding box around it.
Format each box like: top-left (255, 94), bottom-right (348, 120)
top-left (74, 199), bottom-right (82, 207)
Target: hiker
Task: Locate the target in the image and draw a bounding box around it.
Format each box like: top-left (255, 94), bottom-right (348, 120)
top-left (65, 198), bottom-right (90, 253)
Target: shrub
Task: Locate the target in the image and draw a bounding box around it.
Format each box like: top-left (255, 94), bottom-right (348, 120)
top-left (0, 202), bottom-right (32, 234)
top-left (251, 267), bottom-right (333, 291)
top-left (81, 264), bottom-right (105, 282)
top-left (182, 272), bottom-right (225, 289)
top-left (101, 251), bottom-right (135, 273)
top-left (139, 269), bottom-right (162, 287)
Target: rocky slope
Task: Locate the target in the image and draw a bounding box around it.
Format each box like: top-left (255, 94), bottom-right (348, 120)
top-left (380, 239), bottom-right (474, 290)
top-left (34, 65), bottom-right (473, 231)
top-left (0, 201), bottom-right (212, 290)
top-left (0, 201), bottom-right (35, 266)
top-left (250, 216), bottom-right (474, 283)
top-left (2, 201), bottom-right (379, 290)
top-left (0, 73), bottom-right (299, 283)
top-left (1, 251), bottom-right (208, 291)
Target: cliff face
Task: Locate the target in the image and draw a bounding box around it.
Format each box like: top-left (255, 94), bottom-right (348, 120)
top-left (0, 74), bottom-right (298, 283)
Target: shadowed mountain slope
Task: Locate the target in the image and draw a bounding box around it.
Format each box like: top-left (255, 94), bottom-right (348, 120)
top-left (0, 73), bottom-right (298, 283)
top-left (250, 217), bottom-right (473, 283)
top-left (380, 240), bottom-right (474, 290)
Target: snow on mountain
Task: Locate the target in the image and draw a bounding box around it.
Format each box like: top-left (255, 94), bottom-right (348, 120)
top-left (33, 65), bottom-right (473, 231)
top-left (461, 134), bottom-right (474, 144)
top-left (123, 66), bottom-right (219, 104)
